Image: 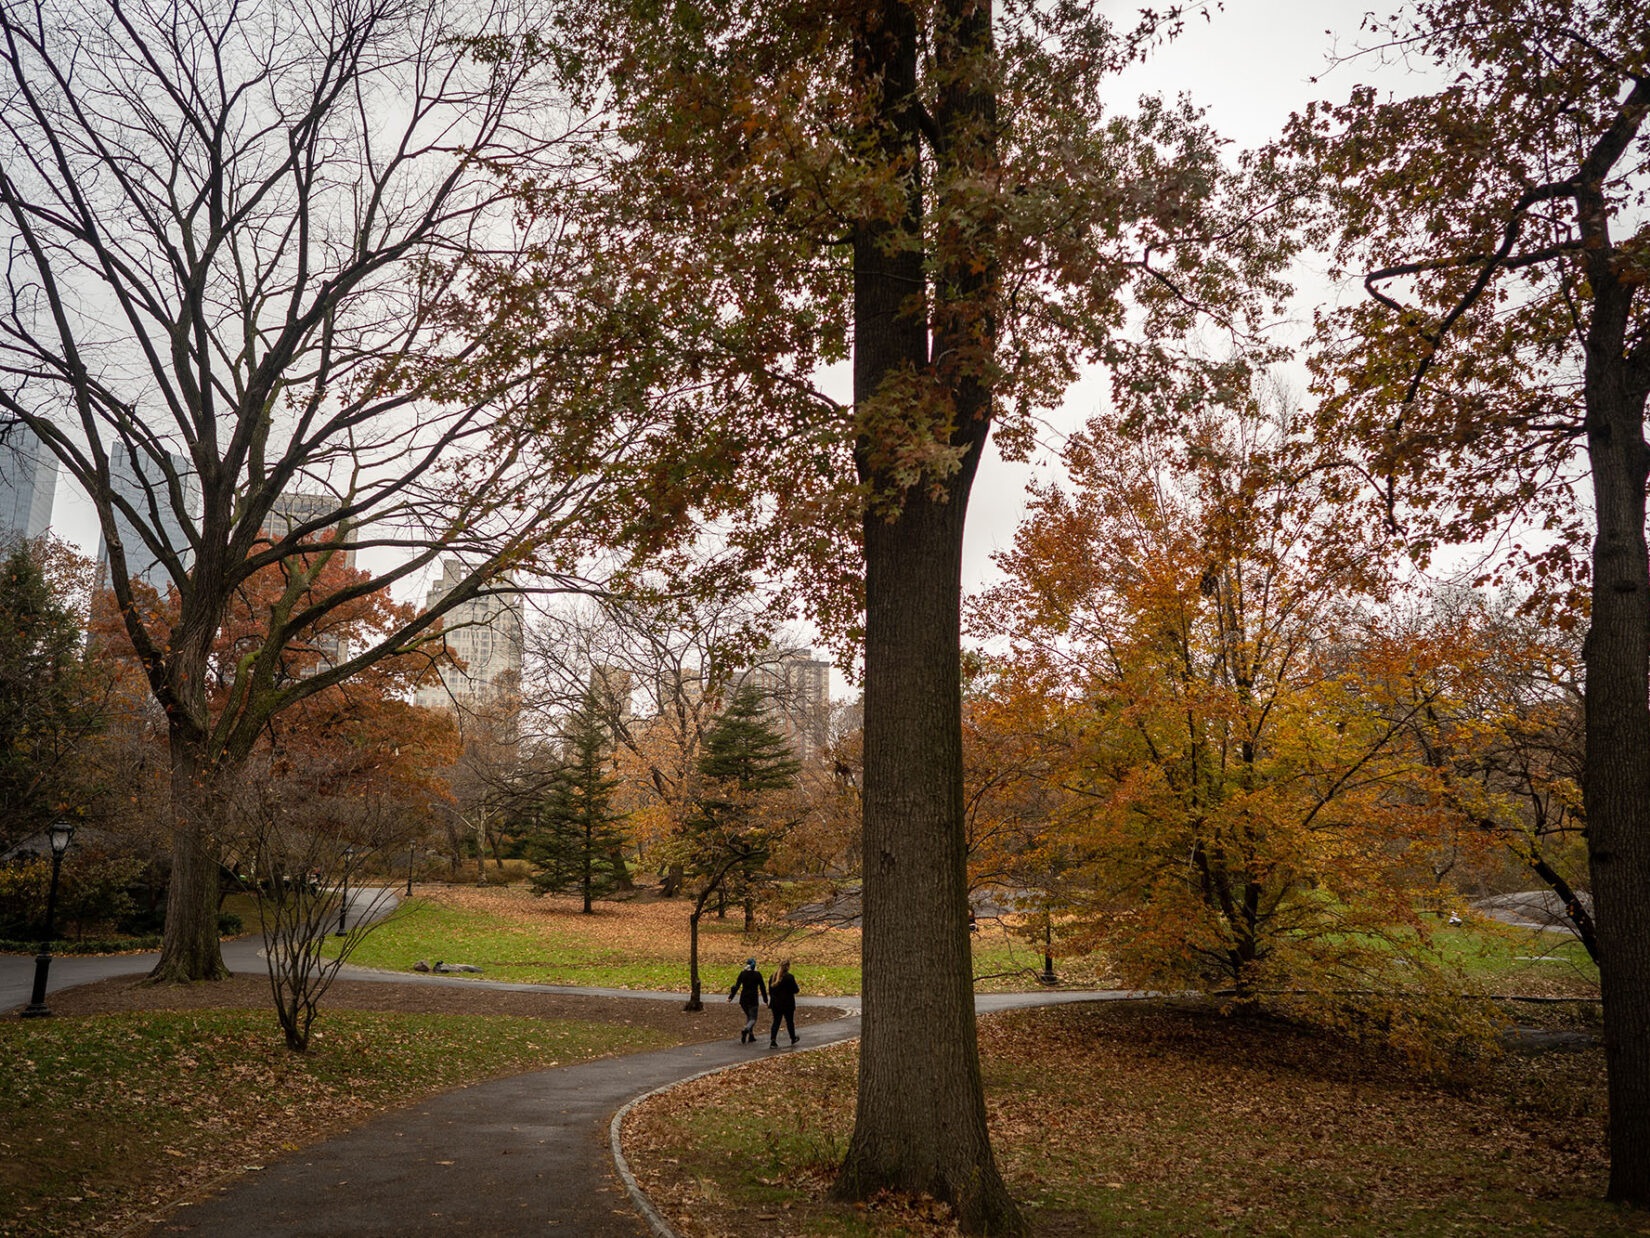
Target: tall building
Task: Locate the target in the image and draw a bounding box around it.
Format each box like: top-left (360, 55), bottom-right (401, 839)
top-left (264, 490), bottom-right (355, 568)
top-left (97, 443), bottom-right (197, 593)
top-left (589, 664), bottom-right (635, 724)
top-left (412, 559), bottom-right (524, 716)
top-left (739, 648), bottom-right (831, 762)
top-left (0, 425), bottom-right (57, 544)
top-left (261, 490), bottom-right (356, 670)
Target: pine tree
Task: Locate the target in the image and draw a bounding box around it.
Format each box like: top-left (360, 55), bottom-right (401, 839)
top-left (698, 684), bottom-right (802, 801)
top-left (679, 684), bottom-right (801, 1009)
top-left (527, 692), bottom-right (628, 913)
top-left (0, 542), bottom-right (104, 850)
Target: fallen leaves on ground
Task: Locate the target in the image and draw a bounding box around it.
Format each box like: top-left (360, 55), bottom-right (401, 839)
top-left (625, 999), bottom-right (1638, 1237)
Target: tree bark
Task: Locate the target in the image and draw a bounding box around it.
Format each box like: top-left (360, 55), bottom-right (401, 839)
top-left (1581, 258), bottom-right (1650, 1206)
top-left (835, 2), bottom-right (1020, 1231)
top-left (684, 907), bottom-right (704, 1011)
top-left (148, 736), bottom-right (230, 983)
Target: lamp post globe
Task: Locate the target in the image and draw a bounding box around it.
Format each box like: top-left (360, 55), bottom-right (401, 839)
top-left (21, 821), bottom-right (76, 1018)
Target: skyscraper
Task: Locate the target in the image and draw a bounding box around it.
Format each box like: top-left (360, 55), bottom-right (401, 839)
top-left (739, 648), bottom-right (831, 762)
top-left (264, 490), bottom-right (355, 568)
top-left (97, 443), bottom-right (197, 593)
top-left (262, 490), bottom-right (356, 670)
top-left (412, 559), bottom-right (524, 716)
top-left (0, 425), bottom-right (57, 544)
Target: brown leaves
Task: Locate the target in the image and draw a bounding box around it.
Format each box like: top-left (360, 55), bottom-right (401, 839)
top-left (625, 1001), bottom-right (1616, 1236)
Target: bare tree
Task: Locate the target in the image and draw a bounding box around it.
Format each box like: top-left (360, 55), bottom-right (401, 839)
top-left (237, 752), bottom-right (419, 1052)
top-left (0, 0), bottom-right (623, 980)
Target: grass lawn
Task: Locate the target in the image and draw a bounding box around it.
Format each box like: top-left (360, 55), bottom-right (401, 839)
top-left (1430, 919), bottom-right (1598, 997)
top-left (0, 1006), bottom-right (675, 1238)
top-left (340, 885), bottom-right (1100, 995)
top-left (624, 999), bottom-right (1639, 1237)
top-left (340, 886), bottom-right (1598, 1001)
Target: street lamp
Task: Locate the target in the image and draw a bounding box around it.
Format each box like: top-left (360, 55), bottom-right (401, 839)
top-left (1039, 913), bottom-right (1058, 986)
top-left (21, 821), bottom-right (76, 1019)
top-left (335, 846), bottom-right (357, 936)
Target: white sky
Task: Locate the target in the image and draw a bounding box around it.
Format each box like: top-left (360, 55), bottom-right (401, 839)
top-left (43, 1), bottom-right (1422, 684)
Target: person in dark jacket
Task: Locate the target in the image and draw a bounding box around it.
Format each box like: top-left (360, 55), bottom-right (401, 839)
top-left (767, 959), bottom-right (799, 1048)
top-left (726, 957), bottom-right (768, 1043)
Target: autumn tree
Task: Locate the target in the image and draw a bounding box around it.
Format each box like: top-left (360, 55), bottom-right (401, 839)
top-left (973, 402), bottom-right (1493, 1016)
top-left (1291, 2), bottom-right (1650, 1199)
top-left (0, 0), bottom-right (624, 981)
top-left (0, 538), bottom-right (107, 849)
top-left (678, 685), bottom-right (800, 1011)
top-left (96, 534), bottom-right (462, 881)
top-left (527, 690), bottom-right (628, 912)
top-left (517, 3), bottom-right (1299, 1222)
top-left (236, 639), bottom-right (461, 1053)
top-left (960, 668), bottom-right (1080, 981)
top-left (440, 692), bottom-right (531, 884)
top-left (1375, 592), bottom-right (1595, 957)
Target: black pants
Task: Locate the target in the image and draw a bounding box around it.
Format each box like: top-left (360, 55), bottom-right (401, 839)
top-left (769, 1006), bottom-right (795, 1044)
top-left (740, 1001), bottom-right (760, 1038)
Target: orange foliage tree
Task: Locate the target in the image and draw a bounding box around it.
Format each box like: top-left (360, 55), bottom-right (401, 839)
top-left (971, 404), bottom-right (1497, 1020)
top-left (1286, 2), bottom-right (1649, 1198)
top-left (95, 542), bottom-right (460, 871)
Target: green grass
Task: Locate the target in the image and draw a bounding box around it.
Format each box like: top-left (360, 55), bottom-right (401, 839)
top-left (0, 1008), bottom-right (675, 1238)
top-left (1431, 919), bottom-right (1599, 991)
top-left (335, 891), bottom-right (1104, 996)
top-left (334, 891), bottom-right (1595, 999)
top-left (339, 895), bottom-right (869, 993)
top-left (626, 1001), bottom-right (1639, 1237)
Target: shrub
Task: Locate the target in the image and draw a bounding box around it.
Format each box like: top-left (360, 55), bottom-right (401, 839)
top-left (0, 852), bottom-right (143, 939)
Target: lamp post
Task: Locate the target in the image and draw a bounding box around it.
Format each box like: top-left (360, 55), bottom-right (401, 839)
top-left (21, 821), bottom-right (76, 1019)
top-left (1040, 912), bottom-right (1058, 986)
top-left (335, 846), bottom-right (356, 936)
top-left (406, 844), bottom-right (415, 898)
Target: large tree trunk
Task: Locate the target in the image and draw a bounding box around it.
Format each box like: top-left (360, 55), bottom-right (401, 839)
top-left (148, 739), bottom-right (230, 983)
top-left (835, 2), bottom-right (1019, 1230)
top-left (843, 488), bottom-right (1017, 1231)
top-left (1582, 289), bottom-right (1650, 1206)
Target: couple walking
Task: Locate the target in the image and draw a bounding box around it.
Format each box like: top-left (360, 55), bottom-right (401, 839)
top-left (727, 957), bottom-right (799, 1048)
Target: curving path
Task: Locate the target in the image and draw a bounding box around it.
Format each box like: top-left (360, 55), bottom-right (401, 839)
top-left (0, 884), bottom-right (398, 1012)
top-left (3, 903), bottom-right (1138, 1237)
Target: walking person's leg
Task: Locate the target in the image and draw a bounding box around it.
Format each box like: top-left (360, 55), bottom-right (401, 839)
top-left (785, 1009), bottom-right (797, 1043)
top-left (743, 1002), bottom-right (759, 1043)
top-left (769, 1006), bottom-right (782, 1047)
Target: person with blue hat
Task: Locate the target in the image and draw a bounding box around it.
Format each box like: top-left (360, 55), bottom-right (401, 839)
top-left (726, 957), bottom-right (768, 1044)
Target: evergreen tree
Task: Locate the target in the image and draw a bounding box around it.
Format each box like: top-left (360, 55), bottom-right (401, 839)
top-left (679, 684), bottom-right (800, 1008)
top-left (0, 542), bottom-right (105, 849)
top-left (527, 692), bottom-right (628, 913)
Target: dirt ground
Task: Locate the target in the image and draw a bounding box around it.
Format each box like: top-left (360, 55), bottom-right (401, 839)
top-left (36, 972), bottom-right (849, 1042)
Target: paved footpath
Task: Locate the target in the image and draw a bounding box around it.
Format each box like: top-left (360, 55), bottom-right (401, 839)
top-left (2, 899), bottom-right (1134, 1237)
top-left (154, 1013), bottom-right (867, 1238)
top-left (0, 884), bottom-right (396, 1011)
top-left (155, 993), bottom-right (1118, 1238)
